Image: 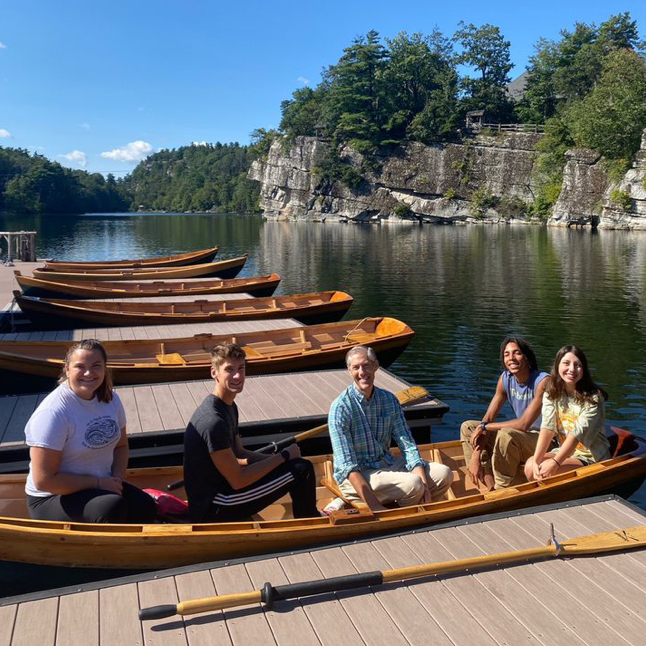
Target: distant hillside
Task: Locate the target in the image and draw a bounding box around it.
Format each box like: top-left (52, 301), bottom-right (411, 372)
top-left (121, 143), bottom-right (260, 213)
top-left (0, 146), bottom-right (128, 214)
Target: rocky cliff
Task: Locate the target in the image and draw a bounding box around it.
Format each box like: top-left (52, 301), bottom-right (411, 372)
top-left (249, 129), bottom-right (646, 229)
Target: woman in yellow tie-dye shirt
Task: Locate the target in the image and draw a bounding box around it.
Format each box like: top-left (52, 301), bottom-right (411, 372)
top-left (524, 345), bottom-right (610, 482)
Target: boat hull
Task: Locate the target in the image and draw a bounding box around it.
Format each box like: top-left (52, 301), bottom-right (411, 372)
top-left (31, 256), bottom-right (247, 281)
top-left (14, 291), bottom-right (354, 329)
top-left (14, 272), bottom-right (281, 299)
top-left (0, 437), bottom-right (644, 569)
top-left (43, 246), bottom-right (219, 270)
top-left (0, 317), bottom-right (414, 385)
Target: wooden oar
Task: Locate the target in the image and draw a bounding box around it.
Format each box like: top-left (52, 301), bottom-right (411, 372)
top-left (139, 524), bottom-right (646, 620)
top-left (166, 385), bottom-right (429, 491)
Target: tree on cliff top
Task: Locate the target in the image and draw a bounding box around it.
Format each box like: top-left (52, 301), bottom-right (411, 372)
top-left (565, 48), bottom-right (646, 160)
top-left (453, 22), bottom-right (515, 122)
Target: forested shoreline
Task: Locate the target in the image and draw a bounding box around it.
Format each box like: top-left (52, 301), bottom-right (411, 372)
top-left (2, 11), bottom-right (645, 217)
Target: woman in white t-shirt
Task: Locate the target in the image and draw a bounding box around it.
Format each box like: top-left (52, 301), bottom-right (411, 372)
top-left (524, 345), bottom-right (611, 482)
top-left (25, 339), bottom-right (157, 523)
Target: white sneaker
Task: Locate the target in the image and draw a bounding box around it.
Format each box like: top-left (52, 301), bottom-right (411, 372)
top-left (322, 497), bottom-right (346, 515)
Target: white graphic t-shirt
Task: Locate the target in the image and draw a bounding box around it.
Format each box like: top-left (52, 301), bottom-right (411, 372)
top-left (25, 382), bottom-right (126, 497)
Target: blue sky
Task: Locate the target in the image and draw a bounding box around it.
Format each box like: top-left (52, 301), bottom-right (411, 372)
top-left (1, 1), bottom-right (644, 175)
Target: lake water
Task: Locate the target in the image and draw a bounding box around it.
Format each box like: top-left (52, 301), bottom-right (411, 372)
top-left (2, 211), bottom-right (646, 510)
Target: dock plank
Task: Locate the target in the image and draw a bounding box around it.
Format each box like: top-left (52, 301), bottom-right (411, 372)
top-left (56, 591), bottom-right (99, 646)
top-left (209, 564), bottom-right (277, 646)
top-left (2, 395), bottom-right (39, 444)
top-left (312, 546), bottom-right (417, 646)
top-left (341, 540), bottom-right (455, 646)
top-left (133, 386), bottom-right (164, 433)
top-left (245, 557), bottom-right (321, 646)
top-left (174, 570), bottom-right (232, 646)
top-left (118, 387), bottom-right (142, 434)
top-left (151, 384), bottom-right (185, 431)
top-left (10, 598), bottom-right (58, 646)
top-left (167, 383), bottom-right (202, 427)
top-left (0, 398), bottom-right (18, 444)
top-left (278, 552), bottom-right (367, 646)
top-left (99, 583), bottom-right (144, 646)
top-left (0, 605), bottom-right (16, 646)
top-left (138, 577), bottom-right (187, 646)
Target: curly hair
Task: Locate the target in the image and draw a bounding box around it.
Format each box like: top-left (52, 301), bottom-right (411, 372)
top-left (499, 336), bottom-right (538, 372)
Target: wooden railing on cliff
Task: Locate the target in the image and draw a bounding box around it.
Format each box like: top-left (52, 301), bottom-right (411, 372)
top-left (471, 122), bottom-right (545, 134)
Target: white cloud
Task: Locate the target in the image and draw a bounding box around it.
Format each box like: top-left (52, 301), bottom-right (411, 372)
top-left (0, 128), bottom-right (11, 138)
top-left (101, 140), bottom-right (153, 163)
top-left (297, 76), bottom-right (310, 85)
top-left (192, 141), bottom-right (208, 146)
top-left (79, 123), bottom-right (90, 130)
top-left (0, 42), bottom-right (6, 50)
top-left (60, 150), bottom-right (88, 167)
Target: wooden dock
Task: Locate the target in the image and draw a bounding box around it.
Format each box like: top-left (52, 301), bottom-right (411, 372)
top-left (0, 496), bottom-right (644, 645)
top-left (0, 369), bottom-right (447, 471)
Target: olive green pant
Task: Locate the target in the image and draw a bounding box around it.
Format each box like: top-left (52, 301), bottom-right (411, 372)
top-left (460, 420), bottom-right (539, 489)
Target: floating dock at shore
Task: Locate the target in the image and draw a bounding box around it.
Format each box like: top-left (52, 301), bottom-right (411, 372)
top-left (1, 496), bottom-right (644, 645)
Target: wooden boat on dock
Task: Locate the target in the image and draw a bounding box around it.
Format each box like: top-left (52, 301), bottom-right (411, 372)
top-left (43, 246), bottom-right (219, 270)
top-left (0, 429), bottom-right (644, 569)
top-left (31, 255), bottom-right (247, 281)
top-left (0, 317), bottom-right (413, 384)
top-left (13, 271), bottom-right (281, 299)
top-left (14, 290), bottom-right (354, 328)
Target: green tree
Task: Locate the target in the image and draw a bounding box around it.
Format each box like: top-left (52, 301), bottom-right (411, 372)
top-left (565, 48), bottom-right (646, 159)
top-left (453, 22), bottom-right (515, 121)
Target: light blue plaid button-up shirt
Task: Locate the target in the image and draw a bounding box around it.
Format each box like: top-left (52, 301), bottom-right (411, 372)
top-left (328, 385), bottom-right (426, 484)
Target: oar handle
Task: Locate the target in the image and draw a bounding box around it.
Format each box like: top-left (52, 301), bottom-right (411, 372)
top-left (139, 572), bottom-right (384, 620)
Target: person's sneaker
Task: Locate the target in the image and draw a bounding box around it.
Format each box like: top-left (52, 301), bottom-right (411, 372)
top-left (322, 497), bottom-right (346, 515)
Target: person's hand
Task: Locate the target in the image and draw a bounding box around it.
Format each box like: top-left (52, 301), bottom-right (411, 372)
top-left (470, 424), bottom-right (487, 449)
top-left (538, 457), bottom-right (559, 479)
top-left (285, 444), bottom-right (301, 460)
top-left (98, 476), bottom-right (123, 494)
top-left (468, 449), bottom-right (484, 486)
top-left (421, 486), bottom-right (433, 504)
top-left (532, 459), bottom-right (543, 481)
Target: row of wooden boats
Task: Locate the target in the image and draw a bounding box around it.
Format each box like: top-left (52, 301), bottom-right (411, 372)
top-left (1, 429), bottom-right (644, 569)
top-left (2, 245), bottom-right (645, 572)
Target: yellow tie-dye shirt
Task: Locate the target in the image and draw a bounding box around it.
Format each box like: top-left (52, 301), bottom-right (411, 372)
top-left (540, 392), bottom-right (610, 463)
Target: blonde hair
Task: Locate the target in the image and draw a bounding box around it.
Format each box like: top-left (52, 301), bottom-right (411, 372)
top-left (59, 339), bottom-right (113, 403)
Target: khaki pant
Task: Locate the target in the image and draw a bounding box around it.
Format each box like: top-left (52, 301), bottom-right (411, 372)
top-left (460, 420), bottom-right (539, 489)
top-left (338, 455), bottom-right (453, 506)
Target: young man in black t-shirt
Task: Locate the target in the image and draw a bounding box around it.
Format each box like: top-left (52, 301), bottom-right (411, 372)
top-left (183, 342), bottom-right (319, 522)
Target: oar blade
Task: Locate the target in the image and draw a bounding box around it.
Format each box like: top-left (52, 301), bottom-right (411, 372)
top-left (563, 525), bottom-right (646, 555)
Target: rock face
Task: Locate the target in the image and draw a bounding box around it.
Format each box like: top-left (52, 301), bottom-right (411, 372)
top-left (249, 133), bottom-right (543, 223)
top-left (550, 148), bottom-right (606, 227)
top-left (599, 129), bottom-right (646, 230)
top-left (248, 129), bottom-right (646, 229)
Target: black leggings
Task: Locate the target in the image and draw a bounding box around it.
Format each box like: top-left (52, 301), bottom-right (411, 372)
top-left (201, 458), bottom-right (318, 522)
top-left (27, 481), bottom-right (158, 524)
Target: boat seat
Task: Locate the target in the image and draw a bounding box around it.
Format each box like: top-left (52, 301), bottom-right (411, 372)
top-left (248, 342), bottom-right (312, 358)
top-left (155, 353), bottom-right (186, 365)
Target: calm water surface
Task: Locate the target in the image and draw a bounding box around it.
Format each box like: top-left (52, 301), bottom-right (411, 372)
top-left (2, 211), bottom-right (646, 509)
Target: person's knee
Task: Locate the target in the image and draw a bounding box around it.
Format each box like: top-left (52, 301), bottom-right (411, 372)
top-left (289, 458), bottom-right (315, 482)
top-left (434, 464), bottom-right (454, 488)
top-left (460, 420), bottom-right (479, 442)
top-left (398, 473), bottom-right (425, 503)
top-left (85, 493), bottom-right (128, 523)
top-left (524, 459), bottom-right (535, 481)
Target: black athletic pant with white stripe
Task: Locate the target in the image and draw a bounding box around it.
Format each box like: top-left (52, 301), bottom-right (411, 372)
top-left (204, 458), bottom-right (318, 521)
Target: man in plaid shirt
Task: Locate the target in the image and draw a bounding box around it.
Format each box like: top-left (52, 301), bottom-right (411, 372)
top-left (328, 346), bottom-right (453, 512)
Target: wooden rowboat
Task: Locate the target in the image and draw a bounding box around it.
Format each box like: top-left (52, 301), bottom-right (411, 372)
top-left (0, 429), bottom-right (644, 569)
top-left (14, 290), bottom-right (354, 328)
top-left (13, 271), bottom-right (281, 299)
top-left (0, 317), bottom-right (413, 384)
top-left (31, 256), bottom-right (247, 281)
top-left (43, 246), bottom-right (219, 270)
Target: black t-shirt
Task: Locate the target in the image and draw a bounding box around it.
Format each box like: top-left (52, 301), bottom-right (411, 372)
top-left (183, 394), bottom-right (239, 522)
